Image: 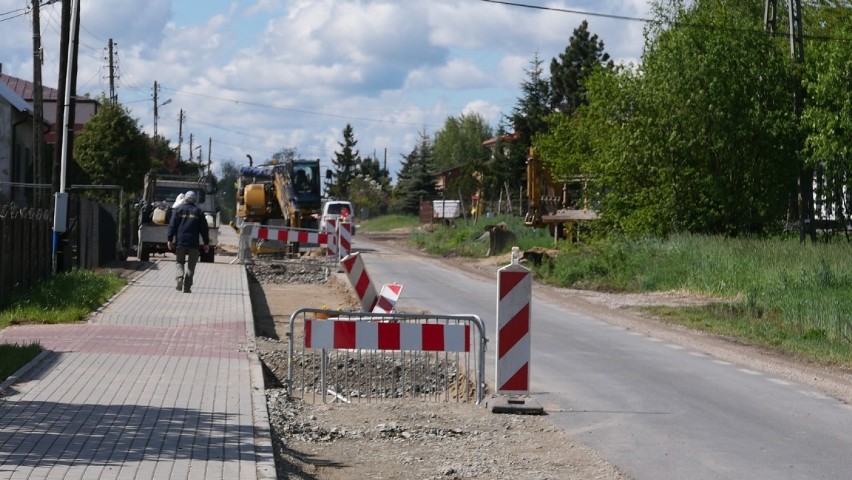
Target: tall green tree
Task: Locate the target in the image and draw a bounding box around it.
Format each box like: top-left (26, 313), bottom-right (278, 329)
top-left (549, 20), bottom-right (613, 116)
top-left (272, 147), bottom-right (299, 164)
top-left (432, 112), bottom-right (492, 173)
top-left (217, 160), bottom-right (240, 224)
top-left (537, 0), bottom-right (799, 236)
top-left (393, 132), bottom-right (435, 214)
top-left (357, 154), bottom-right (391, 189)
top-left (801, 4), bottom-right (852, 224)
top-left (329, 124), bottom-right (361, 199)
top-left (74, 96), bottom-right (152, 195)
top-left (503, 54), bottom-right (551, 194)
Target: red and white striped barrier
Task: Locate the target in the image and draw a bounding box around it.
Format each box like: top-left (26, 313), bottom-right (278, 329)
top-left (305, 319), bottom-right (470, 352)
top-left (372, 283), bottom-right (403, 314)
top-left (252, 225), bottom-right (329, 245)
top-left (337, 221), bottom-right (352, 258)
top-left (495, 247), bottom-right (532, 394)
top-left (341, 252), bottom-right (379, 311)
top-left (326, 218), bottom-right (338, 257)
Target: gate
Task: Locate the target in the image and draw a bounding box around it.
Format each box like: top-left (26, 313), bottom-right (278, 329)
top-left (286, 308), bottom-right (487, 404)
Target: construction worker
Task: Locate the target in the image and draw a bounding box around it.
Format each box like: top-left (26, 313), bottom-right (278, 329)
top-left (167, 190), bottom-right (210, 293)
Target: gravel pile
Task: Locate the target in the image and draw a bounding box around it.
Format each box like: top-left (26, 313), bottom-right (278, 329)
top-left (249, 258), bottom-right (626, 480)
top-left (246, 258), bottom-right (333, 285)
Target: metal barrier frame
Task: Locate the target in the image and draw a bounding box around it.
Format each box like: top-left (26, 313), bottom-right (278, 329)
top-left (233, 222), bottom-right (337, 269)
top-left (287, 308), bottom-right (488, 404)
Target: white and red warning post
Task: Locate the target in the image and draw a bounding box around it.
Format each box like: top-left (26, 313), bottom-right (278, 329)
top-left (495, 247), bottom-right (532, 394)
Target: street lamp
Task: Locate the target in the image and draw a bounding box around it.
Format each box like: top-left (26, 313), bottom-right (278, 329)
top-left (153, 98), bottom-right (172, 136)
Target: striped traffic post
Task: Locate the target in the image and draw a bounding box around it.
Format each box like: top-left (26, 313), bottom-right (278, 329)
top-left (337, 221), bottom-right (352, 260)
top-left (341, 252), bottom-right (379, 312)
top-left (372, 283), bottom-right (403, 314)
top-left (495, 246), bottom-right (532, 394)
top-left (326, 218), bottom-right (338, 258)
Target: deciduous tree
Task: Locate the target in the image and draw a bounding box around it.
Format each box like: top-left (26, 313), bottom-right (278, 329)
top-left (73, 96), bottom-right (151, 195)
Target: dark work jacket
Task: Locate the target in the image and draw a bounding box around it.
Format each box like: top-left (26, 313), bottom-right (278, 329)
top-left (167, 202), bottom-right (210, 248)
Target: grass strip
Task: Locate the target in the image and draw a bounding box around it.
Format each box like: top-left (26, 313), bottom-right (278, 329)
top-left (0, 342), bottom-right (42, 383)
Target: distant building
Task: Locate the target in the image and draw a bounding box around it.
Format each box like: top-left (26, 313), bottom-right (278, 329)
top-left (0, 64), bottom-right (99, 206)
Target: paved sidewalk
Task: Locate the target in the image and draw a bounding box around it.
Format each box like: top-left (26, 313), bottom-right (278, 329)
top-left (0, 261), bottom-right (275, 480)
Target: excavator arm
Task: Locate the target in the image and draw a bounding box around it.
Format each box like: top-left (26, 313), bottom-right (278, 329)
top-left (272, 165), bottom-right (302, 228)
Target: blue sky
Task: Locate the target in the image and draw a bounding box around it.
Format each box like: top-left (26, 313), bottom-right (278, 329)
top-left (0, 0), bottom-right (651, 179)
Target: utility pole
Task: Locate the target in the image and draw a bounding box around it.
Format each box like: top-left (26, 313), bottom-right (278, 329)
top-left (51, 0), bottom-right (70, 195)
top-left (153, 81), bottom-right (159, 136)
top-left (207, 137), bottom-right (212, 175)
top-left (177, 109), bottom-right (184, 163)
top-left (107, 38), bottom-right (116, 104)
top-left (764, 0), bottom-right (813, 241)
top-left (188, 133), bottom-right (194, 166)
top-left (31, 0), bottom-right (44, 207)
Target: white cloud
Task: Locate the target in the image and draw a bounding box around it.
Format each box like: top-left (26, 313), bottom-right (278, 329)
top-left (0, 0), bottom-right (650, 179)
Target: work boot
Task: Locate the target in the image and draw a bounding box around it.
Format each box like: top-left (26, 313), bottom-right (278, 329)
top-left (176, 276), bottom-right (183, 291)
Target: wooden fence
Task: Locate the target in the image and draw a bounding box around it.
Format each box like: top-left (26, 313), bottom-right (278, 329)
top-left (0, 197), bottom-right (120, 309)
top-left (0, 205), bottom-right (53, 308)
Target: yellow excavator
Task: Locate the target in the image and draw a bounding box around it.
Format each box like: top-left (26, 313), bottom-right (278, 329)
top-left (525, 147), bottom-right (597, 241)
top-left (233, 158), bottom-right (322, 253)
top-left (235, 159), bottom-right (321, 228)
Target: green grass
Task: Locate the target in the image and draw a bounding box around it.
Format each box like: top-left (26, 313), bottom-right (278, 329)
top-left (0, 269), bottom-right (126, 382)
top-left (0, 342), bottom-right (42, 382)
top-left (409, 214), bottom-right (555, 256)
top-left (358, 214), bottom-right (420, 233)
top-left (539, 234), bottom-right (852, 369)
top-left (0, 269), bottom-right (126, 328)
top-left (410, 226), bottom-right (852, 370)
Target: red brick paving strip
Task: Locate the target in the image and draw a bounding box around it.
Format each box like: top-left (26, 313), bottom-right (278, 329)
top-left (0, 261), bottom-right (273, 480)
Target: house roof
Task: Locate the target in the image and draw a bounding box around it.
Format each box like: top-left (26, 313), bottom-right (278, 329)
top-left (1, 72), bottom-right (60, 101)
top-left (0, 79), bottom-right (33, 114)
top-left (482, 132), bottom-right (519, 148)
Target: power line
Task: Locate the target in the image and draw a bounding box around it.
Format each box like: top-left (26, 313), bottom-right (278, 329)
top-left (0, 0), bottom-right (58, 23)
top-left (162, 87), bottom-right (442, 129)
top-left (480, 0), bottom-right (649, 23)
top-left (480, 0), bottom-right (852, 43)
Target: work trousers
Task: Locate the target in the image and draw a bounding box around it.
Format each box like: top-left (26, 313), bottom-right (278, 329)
top-left (174, 246), bottom-right (200, 289)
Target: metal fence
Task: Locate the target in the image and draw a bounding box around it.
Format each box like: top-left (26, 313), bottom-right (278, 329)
top-left (0, 205), bottom-right (53, 308)
top-left (232, 222), bottom-right (337, 270)
top-left (67, 196), bottom-right (118, 270)
top-left (287, 308), bottom-right (488, 404)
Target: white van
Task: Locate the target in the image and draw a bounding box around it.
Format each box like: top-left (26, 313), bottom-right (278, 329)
top-left (320, 200), bottom-right (355, 234)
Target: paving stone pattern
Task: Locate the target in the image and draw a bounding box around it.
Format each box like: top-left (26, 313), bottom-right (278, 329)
top-left (0, 262), bottom-right (275, 480)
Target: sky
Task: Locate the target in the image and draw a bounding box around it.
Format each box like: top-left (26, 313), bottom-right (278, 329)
top-left (0, 0), bottom-right (651, 180)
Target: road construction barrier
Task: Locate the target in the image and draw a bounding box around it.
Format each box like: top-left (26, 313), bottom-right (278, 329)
top-left (326, 218), bottom-right (338, 257)
top-left (252, 224), bottom-right (329, 245)
top-left (341, 252), bottom-right (379, 311)
top-left (495, 247), bottom-right (532, 394)
top-left (337, 221), bottom-right (352, 258)
top-left (287, 308), bottom-right (487, 404)
top-left (232, 222), bottom-right (337, 276)
top-left (373, 283), bottom-right (403, 314)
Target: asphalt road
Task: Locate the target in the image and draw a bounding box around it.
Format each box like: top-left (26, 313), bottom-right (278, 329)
top-left (351, 235), bottom-right (852, 480)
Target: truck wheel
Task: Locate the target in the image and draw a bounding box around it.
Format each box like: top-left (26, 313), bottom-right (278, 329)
top-left (138, 243), bottom-right (149, 262)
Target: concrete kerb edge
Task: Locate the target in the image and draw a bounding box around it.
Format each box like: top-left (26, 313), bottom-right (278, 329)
top-left (240, 264), bottom-right (278, 480)
top-left (2, 262), bottom-right (156, 395)
top-left (88, 261), bottom-right (156, 322)
top-left (0, 349), bottom-right (53, 395)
